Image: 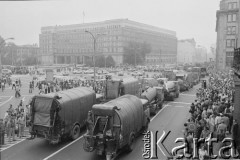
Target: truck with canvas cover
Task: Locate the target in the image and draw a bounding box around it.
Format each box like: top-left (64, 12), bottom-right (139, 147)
top-left (105, 77), bottom-right (140, 100)
top-left (83, 95), bottom-right (150, 160)
top-left (141, 87), bottom-right (164, 115)
top-left (29, 87), bottom-right (96, 144)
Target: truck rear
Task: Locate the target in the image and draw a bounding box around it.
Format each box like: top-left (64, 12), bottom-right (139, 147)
top-left (29, 87), bottom-right (96, 144)
top-left (83, 95), bottom-right (150, 160)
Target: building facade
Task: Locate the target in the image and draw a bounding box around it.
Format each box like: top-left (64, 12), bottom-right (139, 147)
top-left (216, 0), bottom-right (239, 70)
top-left (195, 45), bottom-right (208, 64)
top-left (2, 44), bottom-right (39, 66)
top-left (177, 39), bottom-right (196, 65)
top-left (16, 44), bottom-right (39, 66)
top-left (39, 19), bottom-right (177, 66)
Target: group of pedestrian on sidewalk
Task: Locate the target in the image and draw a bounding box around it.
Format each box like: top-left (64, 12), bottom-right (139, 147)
top-left (0, 100), bottom-right (29, 144)
top-left (182, 72), bottom-right (237, 160)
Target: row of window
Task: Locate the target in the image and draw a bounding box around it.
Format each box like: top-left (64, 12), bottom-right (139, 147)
top-left (226, 56), bottom-right (233, 67)
top-left (227, 26), bottom-right (237, 35)
top-left (228, 2), bottom-right (238, 10)
top-left (227, 14), bottom-right (237, 22)
top-left (56, 47), bottom-right (124, 53)
top-left (226, 51), bottom-right (234, 57)
top-left (226, 39), bottom-right (236, 47)
top-left (146, 58), bottom-right (176, 63)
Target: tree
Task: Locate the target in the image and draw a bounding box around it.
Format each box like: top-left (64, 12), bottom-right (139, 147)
top-left (106, 55), bottom-right (115, 67)
top-left (95, 55), bottom-right (105, 67)
top-left (123, 41), bottom-right (151, 65)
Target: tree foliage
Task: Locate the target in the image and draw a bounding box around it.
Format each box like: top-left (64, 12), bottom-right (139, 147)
top-left (123, 41), bottom-right (151, 65)
top-left (106, 55), bottom-right (115, 67)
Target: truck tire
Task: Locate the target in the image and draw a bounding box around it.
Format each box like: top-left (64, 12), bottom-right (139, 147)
top-left (71, 124), bottom-right (80, 140)
top-left (127, 133), bottom-right (135, 152)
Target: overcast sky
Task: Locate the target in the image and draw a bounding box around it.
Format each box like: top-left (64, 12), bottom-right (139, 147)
top-left (0, 0), bottom-right (220, 50)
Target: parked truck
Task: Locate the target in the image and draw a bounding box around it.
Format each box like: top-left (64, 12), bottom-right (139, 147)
top-left (164, 81), bottom-right (180, 101)
top-left (29, 87), bottom-right (96, 144)
top-left (83, 95), bottom-right (150, 160)
top-left (105, 77), bottom-right (140, 100)
top-left (141, 87), bottom-right (164, 115)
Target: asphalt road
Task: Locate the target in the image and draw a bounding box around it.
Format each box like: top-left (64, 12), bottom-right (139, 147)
top-left (0, 75), bottom-right (40, 119)
top-left (0, 79), bottom-right (199, 160)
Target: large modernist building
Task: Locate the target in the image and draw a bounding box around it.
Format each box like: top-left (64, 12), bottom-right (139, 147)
top-left (216, 0), bottom-right (239, 70)
top-left (39, 19), bottom-right (177, 66)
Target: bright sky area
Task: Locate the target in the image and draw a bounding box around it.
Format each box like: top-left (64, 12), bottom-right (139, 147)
top-left (0, 0), bottom-right (220, 50)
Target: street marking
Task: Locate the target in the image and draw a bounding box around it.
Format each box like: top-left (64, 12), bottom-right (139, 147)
top-left (0, 137), bottom-right (28, 152)
top-left (0, 96), bottom-right (13, 107)
top-left (43, 135), bottom-right (84, 160)
top-left (174, 105), bottom-right (186, 108)
top-left (22, 95), bottom-right (34, 97)
top-left (169, 102), bottom-right (191, 105)
top-left (151, 103), bottom-right (170, 122)
top-left (0, 96), bottom-right (11, 98)
top-left (180, 93), bottom-right (195, 96)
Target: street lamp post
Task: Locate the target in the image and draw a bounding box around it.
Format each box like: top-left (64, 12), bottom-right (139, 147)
top-left (0, 37), bottom-right (14, 79)
top-left (85, 30), bottom-right (106, 91)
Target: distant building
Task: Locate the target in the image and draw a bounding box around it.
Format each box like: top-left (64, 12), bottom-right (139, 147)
top-left (16, 44), bottom-right (39, 65)
top-left (195, 45), bottom-right (208, 64)
top-left (39, 19), bottom-right (177, 66)
top-left (177, 38), bottom-right (196, 65)
top-left (2, 44), bottom-right (39, 66)
top-left (216, 0), bottom-right (239, 70)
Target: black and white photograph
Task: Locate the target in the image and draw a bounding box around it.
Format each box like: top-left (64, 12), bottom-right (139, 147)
top-left (0, 0), bottom-right (239, 159)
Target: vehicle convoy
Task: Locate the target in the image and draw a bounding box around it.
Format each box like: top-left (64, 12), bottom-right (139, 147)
top-left (141, 87), bottom-right (164, 115)
top-left (29, 87), bottom-right (97, 144)
top-left (164, 81), bottom-right (180, 101)
top-left (105, 77), bottom-right (140, 100)
top-left (83, 95), bottom-right (150, 160)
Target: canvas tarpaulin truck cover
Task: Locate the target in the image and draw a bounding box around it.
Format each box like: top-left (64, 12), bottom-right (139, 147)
top-left (33, 96), bottom-right (53, 127)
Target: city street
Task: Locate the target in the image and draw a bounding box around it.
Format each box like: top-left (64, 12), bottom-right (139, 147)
top-left (0, 80), bottom-right (199, 160)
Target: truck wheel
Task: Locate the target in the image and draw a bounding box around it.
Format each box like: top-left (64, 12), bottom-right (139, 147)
top-left (71, 125), bottom-right (80, 140)
top-left (127, 134), bottom-right (135, 152)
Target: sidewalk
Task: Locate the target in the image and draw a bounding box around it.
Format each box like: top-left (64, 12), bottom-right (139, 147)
top-left (0, 128), bottom-right (30, 151)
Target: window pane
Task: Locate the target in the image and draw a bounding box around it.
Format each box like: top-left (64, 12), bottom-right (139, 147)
top-left (231, 39), bottom-right (235, 47)
top-left (226, 39), bottom-right (231, 47)
top-left (228, 14), bottom-right (232, 22)
top-left (233, 3), bottom-right (237, 9)
top-left (228, 3), bottom-right (232, 9)
top-left (232, 26), bottom-right (236, 34)
top-left (233, 14), bottom-right (237, 21)
top-left (227, 27), bottom-right (231, 34)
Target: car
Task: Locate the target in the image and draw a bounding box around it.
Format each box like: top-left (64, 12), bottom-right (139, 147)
top-left (2, 69), bottom-right (12, 76)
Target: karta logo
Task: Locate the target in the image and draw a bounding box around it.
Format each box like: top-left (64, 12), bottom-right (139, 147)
top-left (142, 130), bottom-right (239, 159)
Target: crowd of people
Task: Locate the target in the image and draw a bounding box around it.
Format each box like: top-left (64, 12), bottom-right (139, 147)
top-left (183, 72), bottom-right (236, 159)
top-left (0, 101), bottom-right (30, 142)
top-left (36, 78), bottom-right (106, 95)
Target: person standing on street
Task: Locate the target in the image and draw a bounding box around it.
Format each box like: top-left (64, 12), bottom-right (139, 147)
top-left (17, 113), bottom-right (25, 138)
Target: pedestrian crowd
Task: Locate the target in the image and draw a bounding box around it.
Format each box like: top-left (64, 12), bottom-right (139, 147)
top-left (0, 100), bottom-right (30, 143)
top-left (36, 78), bottom-right (106, 95)
top-left (183, 72), bottom-right (236, 160)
